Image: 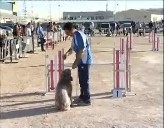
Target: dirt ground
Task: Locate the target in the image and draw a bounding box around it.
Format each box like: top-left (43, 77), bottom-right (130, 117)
top-left (0, 33), bottom-right (163, 128)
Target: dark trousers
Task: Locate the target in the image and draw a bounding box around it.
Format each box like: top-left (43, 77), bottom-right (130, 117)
top-left (38, 38), bottom-right (45, 51)
top-left (78, 63), bottom-right (90, 102)
top-left (40, 41), bottom-right (44, 51)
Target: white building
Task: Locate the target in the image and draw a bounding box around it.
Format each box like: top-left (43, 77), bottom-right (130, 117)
top-left (115, 9), bottom-right (163, 23)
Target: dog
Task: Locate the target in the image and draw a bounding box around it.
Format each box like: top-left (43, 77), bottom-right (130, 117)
top-left (55, 69), bottom-right (73, 111)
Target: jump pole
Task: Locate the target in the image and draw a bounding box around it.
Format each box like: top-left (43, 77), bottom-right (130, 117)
top-left (151, 31), bottom-right (160, 51)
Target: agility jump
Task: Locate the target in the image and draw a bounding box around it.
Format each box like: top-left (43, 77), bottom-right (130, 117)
top-left (45, 49), bottom-right (64, 92)
top-left (149, 30), bottom-right (160, 51)
top-left (112, 38), bottom-right (133, 98)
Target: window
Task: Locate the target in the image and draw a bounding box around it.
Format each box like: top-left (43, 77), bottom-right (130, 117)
top-left (91, 16), bottom-right (94, 20)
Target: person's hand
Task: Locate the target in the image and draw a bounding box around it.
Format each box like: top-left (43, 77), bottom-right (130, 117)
top-left (72, 62), bottom-right (78, 69)
top-left (62, 54), bottom-right (67, 60)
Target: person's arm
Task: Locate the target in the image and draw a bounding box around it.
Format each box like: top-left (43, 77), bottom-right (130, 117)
top-left (74, 49), bottom-right (84, 65)
top-left (65, 47), bottom-right (73, 56)
top-left (63, 46), bottom-right (73, 60)
top-left (72, 32), bottom-right (85, 68)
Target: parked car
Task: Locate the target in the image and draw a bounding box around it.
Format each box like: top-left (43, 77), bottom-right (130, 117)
top-left (0, 25), bottom-right (13, 36)
top-left (120, 23), bottom-right (132, 35)
top-left (100, 23), bottom-right (110, 34)
top-left (0, 23), bottom-right (14, 29)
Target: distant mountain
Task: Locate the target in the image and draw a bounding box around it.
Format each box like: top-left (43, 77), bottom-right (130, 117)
top-left (141, 8), bottom-right (163, 14)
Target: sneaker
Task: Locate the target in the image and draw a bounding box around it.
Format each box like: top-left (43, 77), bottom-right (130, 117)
top-left (77, 100), bottom-right (91, 106)
top-left (73, 98), bottom-right (83, 104)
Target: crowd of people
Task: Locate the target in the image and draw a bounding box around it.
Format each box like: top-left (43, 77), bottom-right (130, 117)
top-left (6, 21), bottom-right (65, 52)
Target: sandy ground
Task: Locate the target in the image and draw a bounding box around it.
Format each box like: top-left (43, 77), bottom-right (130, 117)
top-left (0, 33), bottom-right (163, 128)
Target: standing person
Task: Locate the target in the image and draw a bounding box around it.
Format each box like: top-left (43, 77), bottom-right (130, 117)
top-left (13, 23), bottom-right (20, 39)
top-left (148, 21), bottom-right (153, 32)
top-left (90, 22), bottom-right (94, 36)
top-left (115, 22), bottom-right (120, 36)
top-left (110, 22), bottom-right (115, 36)
top-left (36, 22), bottom-right (45, 51)
top-left (52, 22), bottom-right (58, 44)
top-left (63, 22), bottom-right (93, 106)
top-left (136, 22), bottom-right (140, 37)
top-left (131, 21), bottom-right (136, 34)
top-left (26, 22), bottom-right (32, 37)
top-left (47, 22), bottom-right (53, 32)
top-left (142, 22), bottom-right (146, 37)
top-left (81, 24), bottom-right (85, 33)
top-left (31, 22), bottom-right (35, 53)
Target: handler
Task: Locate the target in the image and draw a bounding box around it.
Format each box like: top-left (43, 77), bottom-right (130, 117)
top-left (63, 22), bottom-right (93, 106)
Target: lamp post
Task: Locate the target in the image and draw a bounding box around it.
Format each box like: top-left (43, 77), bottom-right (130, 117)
top-left (114, 0), bottom-right (116, 21)
top-left (124, 0), bottom-right (127, 21)
top-left (49, 2), bottom-right (52, 21)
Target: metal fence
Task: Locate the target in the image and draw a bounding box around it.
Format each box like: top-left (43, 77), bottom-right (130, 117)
top-left (0, 30), bottom-right (66, 63)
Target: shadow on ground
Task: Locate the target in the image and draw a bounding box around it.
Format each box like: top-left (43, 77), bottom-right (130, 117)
top-left (0, 105), bottom-right (59, 120)
top-left (0, 91), bottom-right (113, 119)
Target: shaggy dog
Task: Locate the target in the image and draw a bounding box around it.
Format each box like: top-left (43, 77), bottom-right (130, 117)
top-left (55, 69), bottom-right (73, 111)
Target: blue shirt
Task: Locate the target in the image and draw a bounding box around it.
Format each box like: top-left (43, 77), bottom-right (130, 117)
top-left (36, 26), bottom-right (44, 39)
top-left (71, 31), bottom-right (93, 65)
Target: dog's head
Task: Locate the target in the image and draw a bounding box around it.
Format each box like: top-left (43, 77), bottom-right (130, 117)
top-left (60, 69), bottom-right (73, 82)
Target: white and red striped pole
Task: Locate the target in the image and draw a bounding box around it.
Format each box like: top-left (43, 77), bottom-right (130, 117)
top-left (126, 40), bottom-right (129, 91)
top-left (115, 50), bottom-right (120, 89)
top-left (58, 51), bottom-right (62, 78)
top-left (157, 37), bottom-right (159, 51)
top-left (129, 32), bottom-right (132, 50)
top-left (50, 60), bottom-right (54, 90)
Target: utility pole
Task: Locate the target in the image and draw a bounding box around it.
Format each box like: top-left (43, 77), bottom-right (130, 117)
top-left (23, 0), bottom-right (27, 19)
top-left (106, 1), bottom-right (108, 12)
top-left (58, 4), bottom-right (60, 21)
top-left (49, 1), bottom-right (52, 21)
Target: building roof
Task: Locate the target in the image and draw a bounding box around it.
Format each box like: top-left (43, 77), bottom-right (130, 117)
top-left (63, 11), bottom-right (113, 13)
top-left (116, 9), bottom-right (162, 15)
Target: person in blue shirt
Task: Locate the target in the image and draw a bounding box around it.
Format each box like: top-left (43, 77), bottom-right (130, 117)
top-left (36, 22), bottom-right (45, 51)
top-left (63, 22), bottom-right (93, 106)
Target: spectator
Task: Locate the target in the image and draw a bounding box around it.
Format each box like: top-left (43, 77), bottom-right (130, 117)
top-left (81, 24), bottom-right (85, 33)
top-left (110, 22), bottom-right (115, 36)
top-left (47, 22), bottom-right (53, 32)
top-left (52, 22), bottom-right (57, 32)
top-left (142, 22), bottom-right (146, 36)
top-left (31, 22), bottom-right (35, 36)
top-left (131, 21), bottom-right (136, 34)
top-left (116, 22), bottom-right (120, 36)
top-left (136, 22), bottom-right (140, 37)
top-left (13, 23), bottom-right (20, 39)
top-left (26, 22), bottom-right (32, 37)
top-left (148, 21), bottom-right (153, 32)
top-left (52, 22), bottom-right (58, 44)
top-left (19, 25), bottom-right (24, 37)
top-left (0, 33), bottom-right (6, 61)
top-left (90, 22), bottom-right (94, 36)
top-left (36, 22), bottom-right (45, 51)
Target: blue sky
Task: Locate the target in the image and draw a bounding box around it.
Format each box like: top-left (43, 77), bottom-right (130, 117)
top-left (16, 0), bottom-right (163, 19)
